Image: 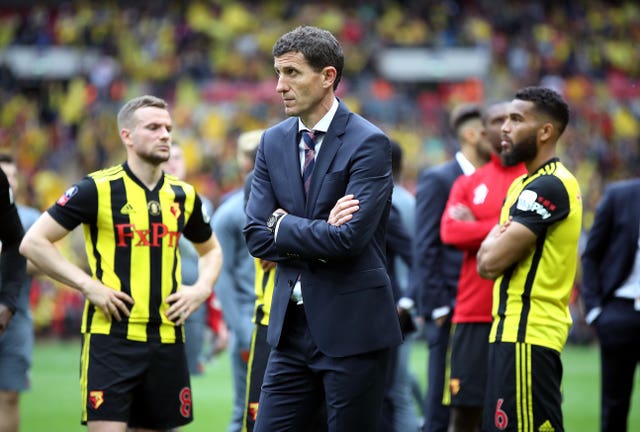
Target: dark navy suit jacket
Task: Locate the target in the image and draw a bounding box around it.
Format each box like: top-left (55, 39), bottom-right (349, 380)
top-left (243, 101), bottom-right (403, 357)
top-left (582, 179), bottom-right (640, 314)
top-left (412, 159), bottom-right (464, 319)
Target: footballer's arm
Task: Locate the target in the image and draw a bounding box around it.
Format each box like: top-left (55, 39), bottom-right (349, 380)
top-left (477, 218), bottom-right (536, 280)
top-left (20, 213), bottom-right (134, 321)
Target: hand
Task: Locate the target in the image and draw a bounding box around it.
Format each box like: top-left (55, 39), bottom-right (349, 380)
top-left (0, 304), bottom-right (14, 335)
top-left (435, 314), bottom-right (449, 327)
top-left (82, 280), bottom-right (134, 322)
top-left (328, 194), bottom-right (359, 226)
top-left (165, 285), bottom-right (210, 326)
top-left (259, 259), bottom-right (276, 272)
top-left (397, 306), bottom-right (417, 335)
top-left (498, 216), bottom-right (513, 234)
top-left (448, 203), bottom-right (475, 221)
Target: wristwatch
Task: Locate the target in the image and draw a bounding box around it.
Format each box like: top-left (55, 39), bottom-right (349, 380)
top-left (266, 211), bottom-right (285, 234)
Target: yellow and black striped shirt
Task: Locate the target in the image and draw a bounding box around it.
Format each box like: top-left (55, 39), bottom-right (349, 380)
top-left (49, 162), bottom-right (212, 343)
top-left (489, 158), bottom-right (582, 353)
top-left (252, 259), bottom-right (275, 327)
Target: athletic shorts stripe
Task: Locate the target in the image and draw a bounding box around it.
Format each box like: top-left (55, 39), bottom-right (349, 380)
top-left (484, 342), bottom-right (564, 431)
top-left (516, 342), bottom-right (534, 431)
top-left (80, 334), bottom-right (91, 424)
top-left (441, 323), bottom-right (456, 406)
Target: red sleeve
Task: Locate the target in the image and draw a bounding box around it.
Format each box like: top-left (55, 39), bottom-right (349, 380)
top-left (440, 175), bottom-right (496, 250)
top-left (206, 291), bottom-right (225, 335)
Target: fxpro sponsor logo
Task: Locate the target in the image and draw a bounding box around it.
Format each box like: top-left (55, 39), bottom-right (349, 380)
top-left (115, 223), bottom-right (181, 247)
top-left (516, 189), bottom-right (555, 220)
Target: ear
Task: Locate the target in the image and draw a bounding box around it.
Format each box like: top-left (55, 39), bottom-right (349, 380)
top-left (322, 66), bottom-right (337, 89)
top-left (120, 128), bottom-right (132, 147)
top-left (538, 122), bottom-right (554, 143)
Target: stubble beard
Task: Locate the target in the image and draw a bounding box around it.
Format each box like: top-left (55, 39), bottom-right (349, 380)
top-left (503, 134), bottom-right (537, 167)
top-left (139, 149), bottom-right (170, 166)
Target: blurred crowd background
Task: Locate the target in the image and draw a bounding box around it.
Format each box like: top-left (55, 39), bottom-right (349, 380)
top-left (0, 0), bottom-right (638, 338)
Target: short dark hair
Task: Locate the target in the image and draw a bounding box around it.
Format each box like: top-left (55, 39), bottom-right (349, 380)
top-left (481, 100), bottom-right (510, 125)
top-left (449, 103), bottom-right (482, 135)
top-left (514, 86), bottom-right (570, 136)
top-left (0, 153), bottom-right (14, 164)
top-left (273, 26), bottom-right (344, 91)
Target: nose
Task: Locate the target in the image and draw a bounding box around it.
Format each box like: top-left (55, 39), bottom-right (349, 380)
top-left (276, 75), bottom-right (288, 93)
top-left (501, 119), bottom-right (510, 134)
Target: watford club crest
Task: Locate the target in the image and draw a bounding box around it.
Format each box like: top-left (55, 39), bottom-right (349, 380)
top-left (148, 200), bottom-right (161, 216)
top-left (89, 390), bottom-right (104, 410)
top-left (248, 402), bottom-right (259, 421)
top-left (170, 202), bottom-right (181, 219)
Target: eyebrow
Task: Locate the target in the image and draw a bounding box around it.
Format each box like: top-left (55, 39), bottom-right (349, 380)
top-left (145, 121), bottom-right (172, 129)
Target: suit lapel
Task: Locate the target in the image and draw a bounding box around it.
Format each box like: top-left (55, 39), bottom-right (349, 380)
top-left (451, 159), bottom-right (464, 178)
top-left (283, 121), bottom-right (306, 214)
top-left (304, 103), bottom-right (348, 213)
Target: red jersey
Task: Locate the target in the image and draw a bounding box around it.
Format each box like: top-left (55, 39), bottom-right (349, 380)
top-left (440, 155), bottom-right (526, 323)
top-left (206, 291), bottom-right (225, 335)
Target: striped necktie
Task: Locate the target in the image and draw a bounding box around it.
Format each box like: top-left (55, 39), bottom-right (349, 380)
top-left (302, 130), bottom-right (322, 196)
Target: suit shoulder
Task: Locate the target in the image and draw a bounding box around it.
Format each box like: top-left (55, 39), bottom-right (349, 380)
top-left (418, 159), bottom-right (459, 181)
top-left (606, 178), bottom-right (640, 195)
top-left (259, 118), bottom-right (296, 152)
top-left (265, 117), bottom-right (297, 136)
top-left (347, 111), bottom-right (386, 136)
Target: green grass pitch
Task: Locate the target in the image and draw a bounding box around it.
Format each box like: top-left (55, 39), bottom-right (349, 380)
top-left (21, 338), bottom-right (640, 431)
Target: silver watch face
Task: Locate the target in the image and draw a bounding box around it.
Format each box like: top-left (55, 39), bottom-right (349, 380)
top-left (267, 213), bottom-right (278, 229)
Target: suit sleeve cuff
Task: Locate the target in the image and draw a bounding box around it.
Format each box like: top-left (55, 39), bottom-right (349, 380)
top-left (432, 306), bottom-right (451, 320)
top-left (585, 307), bottom-right (601, 325)
top-left (398, 297), bottom-right (414, 310)
top-left (274, 214), bottom-right (286, 241)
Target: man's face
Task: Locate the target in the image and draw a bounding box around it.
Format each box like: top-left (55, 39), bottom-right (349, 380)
top-left (500, 99), bottom-right (539, 166)
top-left (121, 106), bottom-right (172, 166)
top-left (274, 51), bottom-right (330, 124)
top-left (473, 123), bottom-right (493, 164)
top-left (484, 103), bottom-right (509, 154)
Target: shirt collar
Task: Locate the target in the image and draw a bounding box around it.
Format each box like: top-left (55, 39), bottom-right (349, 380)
top-left (455, 151), bottom-right (476, 175)
top-left (298, 98), bottom-right (339, 134)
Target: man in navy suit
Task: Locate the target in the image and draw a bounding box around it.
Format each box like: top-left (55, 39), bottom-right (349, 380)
top-left (243, 26), bottom-right (402, 431)
top-left (582, 178), bottom-right (640, 432)
top-left (413, 103), bottom-right (491, 432)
